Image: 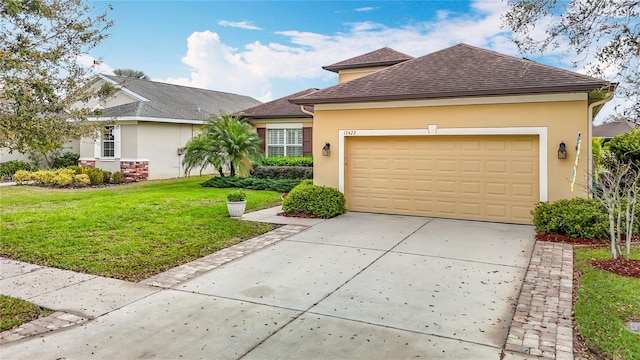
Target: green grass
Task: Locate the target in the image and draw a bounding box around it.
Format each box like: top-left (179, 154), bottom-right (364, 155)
top-left (0, 176), bottom-right (282, 281)
top-left (574, 246), bottom-right (640, 359)
top-left (0, 295), bottom-right (52, 332)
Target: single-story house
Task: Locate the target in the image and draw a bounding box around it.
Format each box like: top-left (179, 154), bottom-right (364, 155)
top-left (593, 118), bottom-right (638, 140)
top-left (79, 75), bottom-right (261, 180)
top-left (240, 88), bottom-right (318, 157)
top-left (290, 43), bottom-right (615, 224)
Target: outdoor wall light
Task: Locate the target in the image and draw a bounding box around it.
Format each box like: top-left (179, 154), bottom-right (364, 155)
top-left (322, 142), bottom-right (331, 156)
top-left (558, 142), bottom-right (567, 159)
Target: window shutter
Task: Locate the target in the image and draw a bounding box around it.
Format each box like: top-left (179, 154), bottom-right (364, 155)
top-left (256, 128), bottom-right (266, 152)
top-left (93, 131), bottom-right (101, 158)
top-left (303, 127), bottom-right (312, 156)
top-left (113, 125), bottom-right (121, 158)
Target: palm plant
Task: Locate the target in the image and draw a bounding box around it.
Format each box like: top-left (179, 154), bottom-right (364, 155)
top-left (113, 68), bottom-right (149, 80)
top-left (182, 114), bottom-right (263, 177)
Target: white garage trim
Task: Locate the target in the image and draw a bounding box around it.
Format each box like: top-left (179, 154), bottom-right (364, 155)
top-left (338, 126), bottom-right (548, 202)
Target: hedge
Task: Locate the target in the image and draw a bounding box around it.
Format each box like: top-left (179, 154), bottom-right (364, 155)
top-left (263, 156), bottom-right (313, 167)
top-left (532, 198), bottom-right (610, 240)
top-left (251, 165), bottom-right (313, 180)
top-left (201, 176), bottom-right (302, 193)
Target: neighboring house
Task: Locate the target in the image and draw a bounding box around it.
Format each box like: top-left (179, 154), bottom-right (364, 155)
top-left (290, 43), bottom-right (615, 224)
top-left (240, 88), bottom-right (318, 157)
top-left (593, 118), bottom-right (638, 140)
top-left (79, 75), bottom-right (261, 180)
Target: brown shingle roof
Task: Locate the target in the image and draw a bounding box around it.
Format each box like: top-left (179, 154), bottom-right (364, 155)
top-left (593, 119), bottom-right (638, 138)
top-left (322, 47), bottom-right (413, 73)
top-left (240, 88), bottom-right (318, 119)
top-left (292, 44), bottom-right (613, 105)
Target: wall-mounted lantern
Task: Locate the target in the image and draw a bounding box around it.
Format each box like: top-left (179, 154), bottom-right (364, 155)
top-left (558, 142), bottom-right (567, 159)
top-left (322, 142), bottom-right (331, 156)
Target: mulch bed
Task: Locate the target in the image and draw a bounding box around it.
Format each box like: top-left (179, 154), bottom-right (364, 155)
top-left (277, 212), bottom-right (320, 219)
top-left (591, 258), bottom-right (640, 279)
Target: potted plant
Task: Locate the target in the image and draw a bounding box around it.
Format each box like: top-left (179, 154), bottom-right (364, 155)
top-left (226, 190), bottom-right (247, 218)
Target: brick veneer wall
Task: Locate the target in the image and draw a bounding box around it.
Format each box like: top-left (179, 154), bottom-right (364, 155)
top-left (120, 161), bottom-right (149, 182)
top-left (78, 160), bottom-right (95, 168)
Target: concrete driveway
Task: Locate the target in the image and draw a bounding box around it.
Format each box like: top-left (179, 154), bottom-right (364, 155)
top-left (2, 213), bottom-right (535, 359)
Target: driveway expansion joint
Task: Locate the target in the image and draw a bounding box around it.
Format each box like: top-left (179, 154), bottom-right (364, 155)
top-left (504, 241), bottom-right (574, 359)
top-left (140, 224), bottom-right (309, 288)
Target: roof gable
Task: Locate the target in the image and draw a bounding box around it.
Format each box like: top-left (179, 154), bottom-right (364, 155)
top-left (323, 47), bottom-right (413, 73)
top-left (240, 88), bottom-right (318, 119)
top-left (294, 44), bottom-right (613, 105)
top-left (98, 75), bottom-right (261, 121)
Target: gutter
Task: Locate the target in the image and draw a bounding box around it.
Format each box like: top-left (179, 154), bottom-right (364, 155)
top-left (587, 92), bottom-right (615, 191)
top-left (300, 106), bottom-right (314, 116)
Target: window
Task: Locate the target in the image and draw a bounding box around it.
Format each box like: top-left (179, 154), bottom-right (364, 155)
top-left (102, 126), bottom-right (115, 158)
top-left (267, 128), bottom-right (303, 156)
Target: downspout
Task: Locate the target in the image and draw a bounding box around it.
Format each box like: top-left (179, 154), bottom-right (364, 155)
top-left (587, 92), bottom-right (615, 194)
top-left (300, 105), bottom-right (314, 116)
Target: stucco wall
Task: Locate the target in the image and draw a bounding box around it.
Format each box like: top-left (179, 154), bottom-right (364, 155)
top-left (0, 140), bottom-right (79, 164)
top-left (137, 122), bottom-right (200, 180)
top-left (338, 66), bottom-right (388, 83)
top-left (312, 94), bottom-right (592, 202)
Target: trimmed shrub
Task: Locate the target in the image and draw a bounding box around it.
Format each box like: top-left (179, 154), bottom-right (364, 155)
top-left (73, 174), bottom-right (90, 187)
top-left (0, 160), bottom-right (35, 180)
top-left (51, 152), bottom-right (79, 169)
top-left (13, 170), bottom-right (32, 184)
top-left (263, 156), bottom-right (313, 167)
top-left (251, 165), bottom-right (313, 180)
top-left (53, 172), bottom-right (73, 187)
top-left (282, 182), bottom-right (346, 218)
top-left (32, 170), bottom-right (55, 186)
top-left (201, 176), bottom-right (301, 193)
top-left (605, 128), bottom-right (640, 166)
top-left (532, 198), bottom-right (609, 240)
top-left (102, 171), bottom-right (112, 184)
top-left (66, 165), bottom-right (80, 174)
top-left (112, 171), bottom-right (124, 184)
top-left (86, 168), bottom-right (103, 185)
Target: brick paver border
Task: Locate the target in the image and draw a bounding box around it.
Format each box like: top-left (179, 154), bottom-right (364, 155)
top-left (0, 311), bottom-right (88, 344)
top-left (139, 224), bottom-right (309, 288)
top-left (504, 241), bottom-right (574, 359)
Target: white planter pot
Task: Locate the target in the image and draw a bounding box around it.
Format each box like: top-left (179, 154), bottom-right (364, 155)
top-left (227, 200), bottom-right (247, 218)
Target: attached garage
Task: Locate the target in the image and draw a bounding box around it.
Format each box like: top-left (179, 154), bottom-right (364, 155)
top-left (345, 135), bottom-right (539, 224)
top-left (290, 44), bottom-right (615, 225)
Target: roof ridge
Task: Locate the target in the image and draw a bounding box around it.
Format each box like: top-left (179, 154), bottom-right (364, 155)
top-left (103, 74), bottom-right (255, 98)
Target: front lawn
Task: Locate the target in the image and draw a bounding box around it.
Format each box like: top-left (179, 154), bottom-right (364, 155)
top-left (574, 246), bottom-right (640, 359)
top-left (0, 176), bottom-right (281, 281)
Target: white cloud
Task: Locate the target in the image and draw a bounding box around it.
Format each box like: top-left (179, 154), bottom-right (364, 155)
top-left (164, 0), bottom-right (601, 102)
top-left (76, 54), bottom-right (114, 76)
top-left (218, 20), bottom-right (261, 30)
top-left (354, 7), bottom-right (376, 12)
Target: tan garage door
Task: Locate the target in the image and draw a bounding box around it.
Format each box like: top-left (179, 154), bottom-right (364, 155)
top-left (345, 135), bottom-right (539, 224)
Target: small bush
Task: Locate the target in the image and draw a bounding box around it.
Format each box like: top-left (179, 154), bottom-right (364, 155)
top-left (0, 160), bottom-right (35, 180)
top-left (102, 171), bottom-right (112, 184)
top-left (112, 171), bottom-right (124, 184)
top-left (32, 170), bottom-right (55, 186)
top-left (251, 165), bottom-right (313, 180)
top-left (282, 182), bottom-right (346, 218)
top-left (605, 128), bottom-right (640, 166)
top-left (66, 165), bottom-right (80, 174)
top-left (201, 176), bottom-right (301, 193)
top-left (263, 156), bottom-right (313, 167)
top-left (13, 170), bottom-right (32, 184)
top-left (73, 174), bottom-right (90, 187)
top-left (532, 198), bottom-right (609, 239)
top-left (51, 152), bottom-right (79, 169)
top-left (53, 173), bottom-right (73, 187)
top-left (86, 168), bottom-right (104, 185)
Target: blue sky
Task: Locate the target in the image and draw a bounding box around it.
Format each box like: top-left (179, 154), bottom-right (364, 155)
top-left (87, 0), bottom-right (620, 119)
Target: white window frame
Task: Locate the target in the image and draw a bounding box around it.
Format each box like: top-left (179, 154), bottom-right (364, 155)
top-left (266, 123), bottom-right (303, 157)
top-left (94, 125), bottom-right (121, 159)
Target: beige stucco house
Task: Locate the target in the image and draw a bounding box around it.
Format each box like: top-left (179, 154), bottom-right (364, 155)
top-left (80, 75), bottom-right (261, 180)
top-left (290, 44), bottom-right (615, 224)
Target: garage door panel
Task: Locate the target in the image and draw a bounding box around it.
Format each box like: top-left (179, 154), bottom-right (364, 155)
top-left (345, 135), bottom-right (538, 224)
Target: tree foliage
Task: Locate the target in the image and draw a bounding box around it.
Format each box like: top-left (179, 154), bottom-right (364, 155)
top-left (0, 0), bottom-right (113, 157)
top-left (113, 68), bottom-right (149, 80)
top-left (503, 0), bottom-right (639, 116)
top-left (605, 128), bottom-right (640, 167)
top-left (183, 114), bottom-right (264, 177)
